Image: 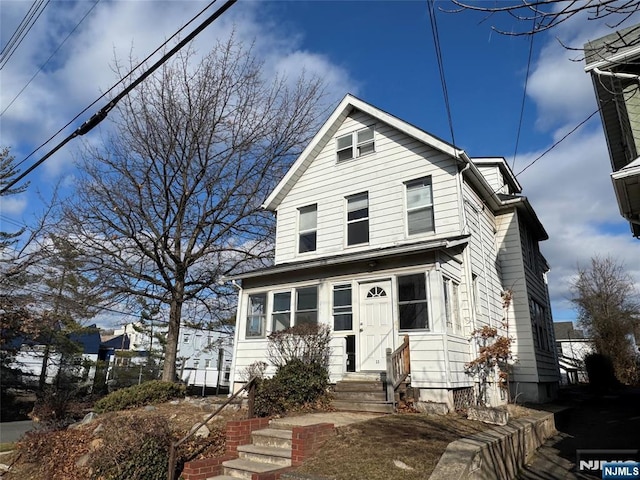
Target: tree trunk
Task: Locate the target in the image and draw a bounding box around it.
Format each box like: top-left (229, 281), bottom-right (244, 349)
top-left (38, 342), bottom-right (51, 390)
top-left (162, 297), bottom-right (183, 382)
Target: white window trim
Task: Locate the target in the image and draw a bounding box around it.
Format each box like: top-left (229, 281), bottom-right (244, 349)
top-left (297, 204), bottom-right (318, 254)
top-left (245, 292), bottom-right (268, 339)
top-left (332, 283), bottom-right (354, 332)
top-left (405, 176), bottom-right (435, 236)
top-left (345, 192), bottom-right (370, 247)
top-left (271, 290), bottom-right (293, 333)
top-left (336, 126), bottom-right (375, 162)
top-left (397, 271), bottom-right (431, 332)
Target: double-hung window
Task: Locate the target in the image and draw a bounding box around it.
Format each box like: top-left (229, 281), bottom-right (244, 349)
top-left (246, 293), bottom-right (267, 338)
top-left (398, 273), bottom-right (429, 330)
top-left (295, 286), bottom-right (318, 326)
top-left (272, 292), bottom-right (292, 332)
top-left (406, 177), bottom-right (434, 235)
top-left (336, 126), bottom-right (375, 162)
top-left (347, 192), bottom-right (369, 245)
top-left (333, 284), bottom-right (353, 331)
top-left (298, 204), bottom-right (317, 253)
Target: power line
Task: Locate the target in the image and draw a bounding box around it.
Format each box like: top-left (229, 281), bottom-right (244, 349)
top-left (1, 0), bottom-right (101, 118)
top-left (0, 0), bottom-right (50, 70)
top-left (512, 20), bottom-right (536, 171)
top-left (514, 107), bottom-right (602, 178)
top-left (10, 0), bottom-right (223, 173)
top-left (1, 0), bottom-right (237, 194)
top-left (427, 0), bottom-right (456, 146)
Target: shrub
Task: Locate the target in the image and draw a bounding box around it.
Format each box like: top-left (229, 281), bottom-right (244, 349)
top-left (585, 353), bottom-right (620, 393)
top-left (267, 323), bottom-right (332, 369)
top-left (254, 358), bottom-right (329, 417)
top-left (93, 380), bottom-right (185, 413)
top-left (90, 415), bottom-right (172, 480)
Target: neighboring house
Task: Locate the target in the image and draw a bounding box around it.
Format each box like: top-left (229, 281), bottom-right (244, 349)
top-left (177, 325), bottom-right (232, 390)
top-left (227, 95), bottom-right (559, 407)
top-left (8, 326), bottom-right (101, 387)
top-left (110, 322), bottom-right (232, 389)
top-left (584, 25), bottom-right (640, 238)
top-left (554, 321), bottom-right (593, 385)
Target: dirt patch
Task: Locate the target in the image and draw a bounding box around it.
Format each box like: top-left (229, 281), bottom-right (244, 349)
top-left (2, 396), bottom-right (247, 480)
top-left (296, 412), bottom-right (489, 480)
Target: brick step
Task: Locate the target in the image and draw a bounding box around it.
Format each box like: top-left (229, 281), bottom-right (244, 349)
top-left (237, 444), bottom-right (292, 467)
top-left (332, 400), bottom-right (394, 414)
top-left (333, 390), bottom-right (387, 402)
top-left (251, 427), bottom-right (293, 449)
top-left (222, 458), bottom-right (284, 479)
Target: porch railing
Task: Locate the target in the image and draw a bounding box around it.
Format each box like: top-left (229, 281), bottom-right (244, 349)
top-left (385, 335), bottom-right (410, 404)
top-left (167, 376), bottom-right (258, 480)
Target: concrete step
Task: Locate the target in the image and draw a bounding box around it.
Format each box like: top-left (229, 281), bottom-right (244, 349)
top-left (222, 458), bottom-right (284, 479)
top-left (333, 381), bottom-right (385, 392)
top-left (206, 476), bottom-right (238, 480)
top-left (341, 372), bottom-right (385, 382)
top-left (251, 427), bottom-right (293, 449)
top-left (333, 390), bottom-right (387, 401)
top-left (237, 444), bottom-right (292, 467)
top-left (332, 400), bottom-right (394, 414)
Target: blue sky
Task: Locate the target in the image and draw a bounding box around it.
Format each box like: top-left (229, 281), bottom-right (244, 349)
top-left (1, 0), bottom-right (638, 327)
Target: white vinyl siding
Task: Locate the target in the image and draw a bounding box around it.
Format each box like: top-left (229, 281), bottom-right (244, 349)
top-left (274, 111), bottom-right (461, 264)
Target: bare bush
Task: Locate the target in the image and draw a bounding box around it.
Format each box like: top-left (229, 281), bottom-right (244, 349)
top-left (266, 323), bottom-right (331, 369)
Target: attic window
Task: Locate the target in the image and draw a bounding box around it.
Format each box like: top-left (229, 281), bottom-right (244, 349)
top-left (336, 126), bottom-right (375, 162)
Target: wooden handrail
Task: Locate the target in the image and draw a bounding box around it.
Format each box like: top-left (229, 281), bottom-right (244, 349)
top-left (167, 376), bottom-right (258, 480)
top-left (385, 335), bottom-right (411, 405)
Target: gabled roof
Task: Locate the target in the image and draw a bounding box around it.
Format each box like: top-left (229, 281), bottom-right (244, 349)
top-left (263, 94), bottom-right (462, 211)
top-left (262, 94), bottom-right (548, 240)
top-left (470, 157), bottom-right (522, 194)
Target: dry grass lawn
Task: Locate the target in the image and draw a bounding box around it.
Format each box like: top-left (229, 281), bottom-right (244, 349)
top-left (296, 412), bottom-right (490, 480)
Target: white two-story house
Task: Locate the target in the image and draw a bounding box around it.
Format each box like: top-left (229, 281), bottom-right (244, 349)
top-left (227, 95), bottom-right (558, 407)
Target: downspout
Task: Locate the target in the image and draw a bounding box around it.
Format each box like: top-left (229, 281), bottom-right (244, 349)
top-left (457, 154), bottom-right (479, 384)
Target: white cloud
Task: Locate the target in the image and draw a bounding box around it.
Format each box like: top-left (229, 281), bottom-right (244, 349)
top-left (0, 1), bottom-right (356, 213)
top-left (0, 194), bottom-right (27, 216)
top-left (518, 15), bottom-right (640, 320)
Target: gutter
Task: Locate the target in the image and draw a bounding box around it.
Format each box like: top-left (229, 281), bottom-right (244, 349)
top-left (223, 235), bottom-right (470, 282)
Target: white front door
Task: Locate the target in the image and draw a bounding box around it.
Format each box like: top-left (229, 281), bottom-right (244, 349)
top-left (358, 280), bottom-right (393, 371)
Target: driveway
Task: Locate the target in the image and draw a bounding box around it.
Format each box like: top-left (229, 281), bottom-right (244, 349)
top-left (518, 386), bottom-right (640, 479)
top-left (0, 421), bottom-right (34, 444)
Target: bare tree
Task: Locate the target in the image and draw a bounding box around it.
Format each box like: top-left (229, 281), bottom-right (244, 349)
top-left (449, 1), bottom-right (640, 37)
top-left (60, 37), bottom-right (327, 382)
top-left (571, 256), bottom-right (640, 384)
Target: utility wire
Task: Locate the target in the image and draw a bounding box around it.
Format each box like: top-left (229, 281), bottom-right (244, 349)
top-left (512, 20), bottom-right (536, 171)
top-left (1, 0), bottom-right (101, 118)
top-left (514, 107), bottom-right (602, 178)
top-left (1, 0), bottom-right (237, 195)
top-left (427, 0), bottom-right (456, 146)
top-left (10, 0), bottom-right (222, 172)
top-left (0, 0), bottom-right (50, 70)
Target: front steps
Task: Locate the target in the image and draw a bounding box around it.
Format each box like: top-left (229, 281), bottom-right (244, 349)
top-left (332, 373), bottom-right (394, 414)
top-left (210, 427), bottom-right (293, 479)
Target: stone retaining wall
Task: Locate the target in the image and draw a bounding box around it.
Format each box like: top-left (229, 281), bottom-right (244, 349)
top-left (429, 411), bottom-right (556, 480)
